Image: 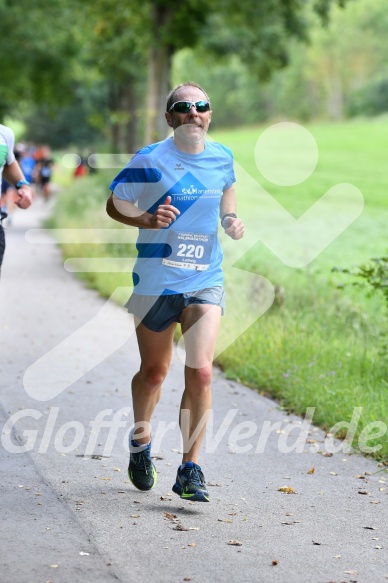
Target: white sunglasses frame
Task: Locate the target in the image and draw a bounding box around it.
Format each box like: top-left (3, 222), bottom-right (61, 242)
top-left (168, 100), bottom-right (211, 113)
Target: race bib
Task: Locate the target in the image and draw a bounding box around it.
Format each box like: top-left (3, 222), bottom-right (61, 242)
top-left (162, 231), bottom-right (215, 271)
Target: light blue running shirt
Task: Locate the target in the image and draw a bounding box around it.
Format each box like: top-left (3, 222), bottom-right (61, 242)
top-left (110, 137), bottom-right (236, 296)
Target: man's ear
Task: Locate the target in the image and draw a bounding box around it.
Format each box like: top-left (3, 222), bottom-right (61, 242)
top-left (165, 112), bottom-right (173, 127)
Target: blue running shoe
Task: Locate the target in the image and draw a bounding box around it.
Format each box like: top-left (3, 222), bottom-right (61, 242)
top-left (128, 441), bottom-right (157, 491)
top-left (172, 461), bottom-right (209, 502)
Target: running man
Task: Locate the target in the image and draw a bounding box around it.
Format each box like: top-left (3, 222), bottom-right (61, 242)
top-left (0, 124), bottom-right (33, 268)
top-left (106, 82), bottom-right (244, 502)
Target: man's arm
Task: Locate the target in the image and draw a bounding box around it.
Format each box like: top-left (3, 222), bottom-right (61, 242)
top-left (220, 185), bottom-right (244, 240)
top-left (106, 193), bottom-right (180, 229)
top-left (3, 160), bottom-right (33, 209)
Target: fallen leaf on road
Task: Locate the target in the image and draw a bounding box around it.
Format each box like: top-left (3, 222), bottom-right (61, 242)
top-left (208, 482), bottom-right (222, 487)
top-left (329, 472), bottom-right (337, 476)
top-left (165, 512), bottom-right (178, 520)
top-left (320, 452), bottom-right (333, 457)
top-left (278, 486), bottom-right (296, 494)
top-left (227, 540), bottom-right (243, 546)
top-left (187, 543), bottom-right (196, 547)
top-left (174, 524), bottom-right (189, 531)
top-left (307, 468), bottom-right (315, 474)
top-left (272, 560), bottom-right (278, 566)
top-left (130, 515), bottom-right (140, 518)
top-left (358, 490), bottom-right (370, 495)
top-left (218, 518), bottom-right (233, 523)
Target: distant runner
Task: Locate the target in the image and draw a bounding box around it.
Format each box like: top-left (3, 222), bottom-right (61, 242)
top-left (0, 125), bottom-right (33, 269)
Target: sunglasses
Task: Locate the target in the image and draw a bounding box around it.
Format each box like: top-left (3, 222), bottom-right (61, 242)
top-left (168, 100), bottom-right (211, 113)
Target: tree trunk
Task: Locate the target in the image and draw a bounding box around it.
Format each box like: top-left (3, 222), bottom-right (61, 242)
top-left (327, 73), bottom-right (343, 119)
top-left (144, 5), bottom-right (173, 144)
top-left (109, 84), bottom-right (121, 153)
top-left (110, 80), bottom-right (139, 153)
top-left (122, 82), bottom-right (138, 154)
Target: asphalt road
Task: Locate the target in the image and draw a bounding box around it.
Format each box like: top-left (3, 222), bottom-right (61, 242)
top-left (0, 198), bottom-right (387, 583)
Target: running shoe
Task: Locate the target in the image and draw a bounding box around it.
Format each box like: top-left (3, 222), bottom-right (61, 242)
top-left (128, 441), bottom-right (157, 491)
top-left (172, 461), bottom-right (210, 502)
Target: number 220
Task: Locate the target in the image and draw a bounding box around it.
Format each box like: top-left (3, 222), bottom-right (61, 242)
top-left (177, 244), bottom-right (204, 259)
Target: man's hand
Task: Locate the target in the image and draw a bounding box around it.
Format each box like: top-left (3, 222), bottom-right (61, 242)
top-left (223, 216), bottom-right (245, 240)
top-left (15, 185), bottom-right (33, 209)
top-left (150, 195), bottom-right (180, 228)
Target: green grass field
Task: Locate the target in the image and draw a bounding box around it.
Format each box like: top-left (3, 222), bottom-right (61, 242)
top-left (49, 119), bottom-right (388, 461)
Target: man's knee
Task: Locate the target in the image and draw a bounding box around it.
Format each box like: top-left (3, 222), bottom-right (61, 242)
top-left (186, 365), bottom-right (213, 390)
top-left (139, 363), bottom-right (169, 388)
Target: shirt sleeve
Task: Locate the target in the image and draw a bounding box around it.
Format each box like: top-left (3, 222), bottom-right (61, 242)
top-left (220, 144), bottom-right (236, 191)
top-left (0, 125), bottom-right (16, 166)
top-left (109, 152), bottom-right (162, 204)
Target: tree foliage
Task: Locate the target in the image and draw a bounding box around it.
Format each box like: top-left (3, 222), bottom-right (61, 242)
top-left (0, 0), bottom-right (80, 120)
top-left (334, 256), bottom-right (388, 312)
top-left (1, 0), bottom-right (354, 147)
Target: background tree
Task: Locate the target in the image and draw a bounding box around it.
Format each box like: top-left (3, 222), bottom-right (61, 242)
top-left (2, 0), bottom-right (358, 149)
top-left (143, 0), bottom-right (349, 141)
top-left (82, 0), bottom-right (150, 152)
top-left (0, 0), bottom-right (80, 120)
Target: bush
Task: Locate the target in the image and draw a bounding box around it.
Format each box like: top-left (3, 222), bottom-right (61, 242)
top-left (347, 78), bottom-right (388, 117)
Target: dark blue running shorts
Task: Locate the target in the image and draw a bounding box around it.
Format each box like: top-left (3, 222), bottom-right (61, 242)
top-left (0, 224), bottom-right (5, 268)
top-left (125, 286), bottom-right (225, 332)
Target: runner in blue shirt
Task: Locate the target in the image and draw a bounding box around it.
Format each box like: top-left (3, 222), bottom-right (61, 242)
top-left (107, 82), bottom-right (244, 502)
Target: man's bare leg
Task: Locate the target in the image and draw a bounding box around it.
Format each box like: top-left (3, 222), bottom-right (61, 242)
top-left (132, 318), bottom-right (176, 444)
top-left (179, 304), bottom-right (222, 463)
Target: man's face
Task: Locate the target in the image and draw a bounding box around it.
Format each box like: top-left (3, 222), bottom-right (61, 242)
top-left (165, 86), bottom-right (212, 145)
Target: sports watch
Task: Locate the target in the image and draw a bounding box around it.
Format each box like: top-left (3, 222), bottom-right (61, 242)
top-left (221, 213), bottom-right (237, 228)
top-left (15, 179), bottom-right (30, 189)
